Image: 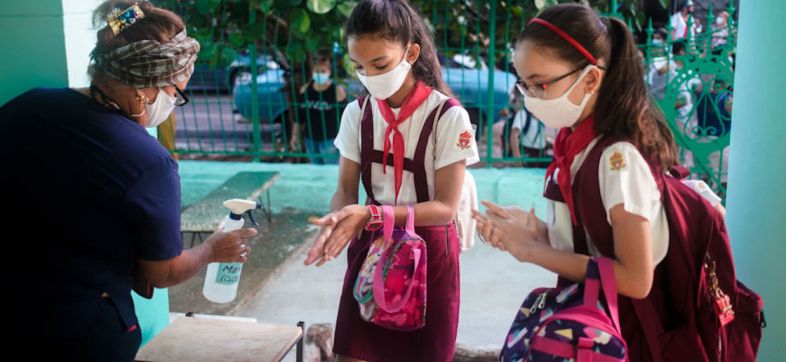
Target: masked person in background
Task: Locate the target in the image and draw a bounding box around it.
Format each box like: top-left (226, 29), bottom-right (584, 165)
top-left (0, 1), bottom-right (255, 360)
top-left (291, 49), bottom-right (348, 165)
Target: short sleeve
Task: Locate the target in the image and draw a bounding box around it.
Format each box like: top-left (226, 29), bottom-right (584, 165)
top-left (598, 142), bottom-right (660, 224)
top-left (682, 179), bottom-right (722, 206)
top-left (434, 105), bottom-right (480, 169)
top-left (333, 99), bottom-right (362, 164)
top-left (125, 157), bottom-right (183, 261)
top-left (511, 110), bottom-right (526, 130)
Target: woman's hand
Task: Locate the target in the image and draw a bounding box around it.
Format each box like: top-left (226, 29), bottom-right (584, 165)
top-left (204, 227), bottom-right (257, 263)
top-left (304, 204), bottom-right (370, 266)
top-left (472, 201), bottom-right (549, 262)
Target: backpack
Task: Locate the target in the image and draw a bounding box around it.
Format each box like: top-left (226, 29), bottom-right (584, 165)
top-left (500, 257), bottom-right (628, 361)
top-left (353, 205), bottom-right (427, 331)
top-left (572, 137), bottom-right (764, 361)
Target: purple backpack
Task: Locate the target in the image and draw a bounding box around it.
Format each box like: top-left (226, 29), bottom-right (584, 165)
top-left (353, 205), bottom-right (427, 331)
top-left (500, 257), bottom-right (627, 361)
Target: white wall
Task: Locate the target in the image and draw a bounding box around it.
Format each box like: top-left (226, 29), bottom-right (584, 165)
top-left (62, 0), bottom-right (102, 88)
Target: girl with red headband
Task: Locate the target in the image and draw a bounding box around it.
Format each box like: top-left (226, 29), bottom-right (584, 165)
top-left (473, 3), bottom-right (697, 361)
top-left (303, 1), bottom-right (478, 361)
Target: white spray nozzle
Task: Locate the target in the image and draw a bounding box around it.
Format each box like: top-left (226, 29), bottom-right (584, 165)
top-left (223, 199), bottom-right (261, 215)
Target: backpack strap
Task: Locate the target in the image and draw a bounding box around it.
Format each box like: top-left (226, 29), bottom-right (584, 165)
top-left (522, 109), bottom-right (533, 136)
top-left (419, 97), bottom-right (460, 202)
top-left (571, 136), bottom-right (665, 362)
top-left (358, 95), bottom-right (376, 203)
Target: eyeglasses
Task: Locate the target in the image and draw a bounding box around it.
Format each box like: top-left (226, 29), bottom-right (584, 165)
top-left (516, 66), bottom-right (585, 99)
top-left (174, 85), bottom-right (189, 107)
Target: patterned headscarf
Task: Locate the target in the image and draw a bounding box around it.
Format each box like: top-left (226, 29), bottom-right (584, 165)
top-left (92, 29), bottom-right (200, 88)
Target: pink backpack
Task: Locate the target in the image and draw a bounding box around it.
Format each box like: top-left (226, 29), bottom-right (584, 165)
top-left (353, 205), bottom-right (427, 331)
top-left (500, 257), bottom-right (628, 361)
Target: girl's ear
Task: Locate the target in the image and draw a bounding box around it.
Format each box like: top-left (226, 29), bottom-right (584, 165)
top-left (407, 43), bottom-right (421, 64)
top-left (585, 66), bottom-right (604, 94)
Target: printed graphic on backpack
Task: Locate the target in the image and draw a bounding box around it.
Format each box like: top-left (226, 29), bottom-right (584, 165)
top-left (500, 257), bottom-right (627, 361)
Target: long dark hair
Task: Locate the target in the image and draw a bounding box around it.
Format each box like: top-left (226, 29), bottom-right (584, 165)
top-left (345, 0), bottom-right (454, 98)
top-left (517, 4), bottom-right (677, 170)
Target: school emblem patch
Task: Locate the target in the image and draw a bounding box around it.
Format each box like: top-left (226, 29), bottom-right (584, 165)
top-left (457, 130), bottom-right (472, 150)
top-left (609, 151), bottom-right (626, 171)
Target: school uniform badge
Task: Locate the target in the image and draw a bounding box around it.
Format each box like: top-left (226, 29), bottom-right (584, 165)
top-left (609, 151), bottom-right (626, 171)
top-left (457, 130), bottom-right (472, 150)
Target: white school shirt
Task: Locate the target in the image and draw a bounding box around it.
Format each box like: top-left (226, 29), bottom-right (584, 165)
top-left (511, 109), bottom-right (547, 149)
top-left (334, 90), bottom-right (480, 206)
top-left (545, 140), bottom-right (670, 266)
top-left (671, 13), bottom-right (689, 39)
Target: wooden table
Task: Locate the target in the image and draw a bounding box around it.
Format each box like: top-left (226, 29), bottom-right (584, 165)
top-left (135, 316), bottom-right (304, 362)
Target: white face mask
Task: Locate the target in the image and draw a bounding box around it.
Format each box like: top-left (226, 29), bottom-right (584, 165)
top-left (312, 72), bottom-right (331, 85)
top-left (524, 65), bottom-right (595, 129)
top-left (356, 47), bottom-right (412, 100)
top-left (144, 89), bottom-right (177, 128)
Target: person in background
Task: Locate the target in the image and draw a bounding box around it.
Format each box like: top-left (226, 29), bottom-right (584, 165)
top-left (647, 28), bottom-right (671, 99)
top-left (508, 90), bottom-right (554, 167)
top-left (0, 1), bottom-right (255, 360)
top-left (157, 112), bottom-right (179, 160)
top-left (670, 0), bottom-right (697, 40)
top-left (712, 10), bottom-right (731, 49)
top-left (291, 49), bottom-right (348, 165)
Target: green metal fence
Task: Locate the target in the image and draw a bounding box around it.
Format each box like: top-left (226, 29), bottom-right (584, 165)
top-left (168, 0), bottom-right (736, 196)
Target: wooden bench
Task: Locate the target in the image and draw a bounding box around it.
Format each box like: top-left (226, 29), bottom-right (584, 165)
top-left (135, 315), bottom-right (304, 362)
top-left (181, 171), bottom-right (280, 247)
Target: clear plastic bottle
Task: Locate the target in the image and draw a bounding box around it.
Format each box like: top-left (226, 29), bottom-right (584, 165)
top-left (202, 199), bottom-right (260, 303)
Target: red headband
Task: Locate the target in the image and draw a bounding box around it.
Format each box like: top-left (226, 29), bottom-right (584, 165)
top-left (528, 18), bottom-right (598, 65)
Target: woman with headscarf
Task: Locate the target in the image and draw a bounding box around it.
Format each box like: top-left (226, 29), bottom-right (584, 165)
top-left (0, 1), bottom-right (255, 360)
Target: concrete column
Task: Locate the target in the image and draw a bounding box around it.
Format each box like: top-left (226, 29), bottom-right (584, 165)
top-left (725, 1), bottom-right (786, 361)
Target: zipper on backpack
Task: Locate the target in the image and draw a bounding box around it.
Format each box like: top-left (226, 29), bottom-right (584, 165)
top-left (529, 292), bottom-right (549, 314)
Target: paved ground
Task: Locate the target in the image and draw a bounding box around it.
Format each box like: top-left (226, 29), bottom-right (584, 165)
top-left (172, 160), bottom-right (556, 358)
top-left (236, 230), bottom-right (556, 358)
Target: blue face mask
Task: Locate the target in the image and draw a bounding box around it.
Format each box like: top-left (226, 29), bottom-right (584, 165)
top-left (312, 72), bottom-right (331, 85)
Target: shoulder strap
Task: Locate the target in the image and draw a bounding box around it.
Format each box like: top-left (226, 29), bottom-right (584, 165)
top-left (522, 109), bottom-right (533, 135)
top-left (358, 96), bottom-right (375, 202)
top-left (410, 97), bottom-right (458, 203)
top-left (571, 136), bottom-right (666, 362)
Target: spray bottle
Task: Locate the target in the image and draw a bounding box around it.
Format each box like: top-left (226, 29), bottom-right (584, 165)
top-left (202, 199), bottom-right (261, 303)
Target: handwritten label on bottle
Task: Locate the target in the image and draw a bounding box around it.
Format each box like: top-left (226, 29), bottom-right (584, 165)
top-left (215, 263), bottom-right (242, 285)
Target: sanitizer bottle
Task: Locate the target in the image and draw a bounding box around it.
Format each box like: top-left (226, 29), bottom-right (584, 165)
top-left (202, 199), bottom-right (261, 303)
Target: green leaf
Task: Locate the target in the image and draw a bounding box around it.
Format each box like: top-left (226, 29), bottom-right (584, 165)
top-left (219, 47), bottom-right (239, 67)
top-left (259, 0), bottom-right (274, 13)
top-left (289, 8), bottom-right (311, 34)
top-left (286, 45), bottom-right (307, 64)
top-left (229, 32), bottom-right (246, 48)
top-left (337, 1), bottom-right (357, 18)
top-left (511, 5), bottom-right (523, 17)
top-left (307, 0), bottom-right (336, 14)
top-left (195, 0), bottom-right (221, 15)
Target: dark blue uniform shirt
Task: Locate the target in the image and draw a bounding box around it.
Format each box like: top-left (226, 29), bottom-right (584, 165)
top-left (0, 88), bottom-right (182, 338)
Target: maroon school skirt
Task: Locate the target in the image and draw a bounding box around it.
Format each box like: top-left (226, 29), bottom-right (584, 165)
top-left (333, 223), bottom-right (461, 362)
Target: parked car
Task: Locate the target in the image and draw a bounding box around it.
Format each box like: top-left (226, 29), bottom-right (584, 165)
top-left (441, 53), bottom-right (518, 132)
top-left (232, 52), bottom-right (516, 135)
top-left (186, 53), bottom-right (282, 94)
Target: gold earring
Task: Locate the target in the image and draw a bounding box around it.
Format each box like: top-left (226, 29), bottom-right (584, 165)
top-left (136, 93), bottom-right (150, 104)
